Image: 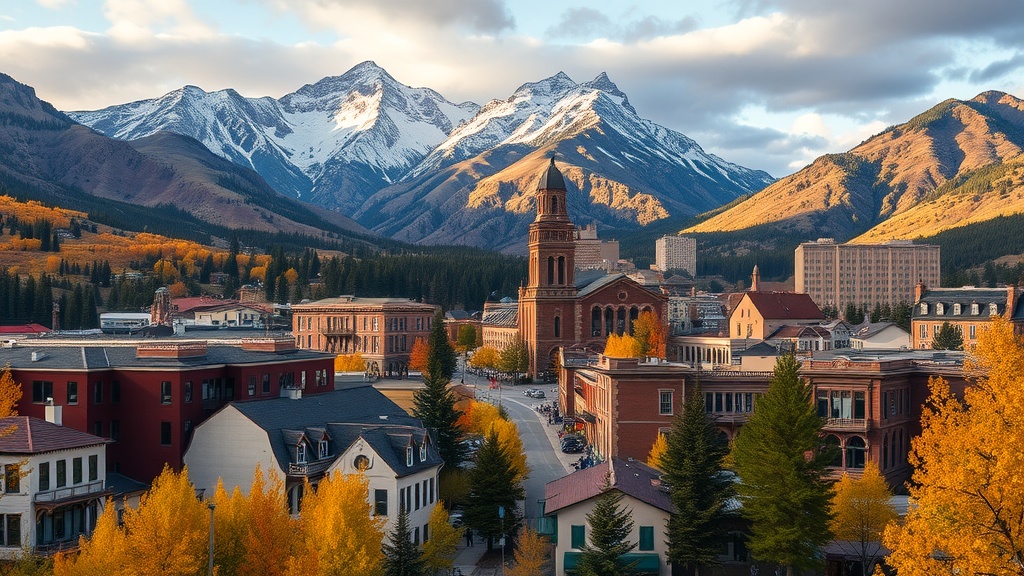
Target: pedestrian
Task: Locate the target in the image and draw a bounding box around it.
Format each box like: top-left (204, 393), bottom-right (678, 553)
top-left (465, 528), bottom-right (474, 547)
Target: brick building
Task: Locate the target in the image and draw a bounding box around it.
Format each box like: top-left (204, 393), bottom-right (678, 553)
top-left (2, 338), bottom-right (335, 483)
top-left (291, 296), bottom-right (439, 377)
top-left (910, 283), bottom-right (1024, 349)
top-left (518, 159), bottom-right (666, 377)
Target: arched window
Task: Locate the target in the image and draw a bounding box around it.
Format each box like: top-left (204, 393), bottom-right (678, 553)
top-left (605, 307), bottom-right (614, 336)
top-left (591, 307), bottom-right (602, 337)
top-left (616, 307), bottom-right (627, 335)
top-left (822, 434), bottom-right (842, 467)
top-left (547, 256), bottom-right (555, 285)
top-left (558, 256), bottom-right (565, 285)
top-left (551, 196), bottom-right (558, 213)
top-left (629, 307), bottom-right (639, 335)
top-left (846, 436), bottom-right (866, 469)
top-left (554, 316), bottom-right (561, 338)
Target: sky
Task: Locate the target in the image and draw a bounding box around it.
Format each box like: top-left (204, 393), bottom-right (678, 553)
top-left (2, 0), bottom-right (1023, 178)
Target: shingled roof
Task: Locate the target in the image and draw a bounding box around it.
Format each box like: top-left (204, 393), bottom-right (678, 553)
top-left (744, 292), bottom-right (824, 321)
top-left (545, 458), bottom-right (673, 515)
top-left (0, 416), bottom-right (109, 454)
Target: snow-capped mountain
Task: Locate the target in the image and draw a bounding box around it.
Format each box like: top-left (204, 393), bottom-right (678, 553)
top-left (69, 61), bottom-right (479, 212)
top-left (357, 71), bottom-right (774, 251)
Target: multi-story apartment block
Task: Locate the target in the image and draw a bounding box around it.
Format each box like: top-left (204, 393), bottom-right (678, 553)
top-left (291, 296), bottom-right (440, 378)
top-left (795, 239), bottom-right (940, 311)
top-left (910, 283), bottom-right (1024, 349)
top-left (574, 224), bottom-right (620, 271)
top-left (655, 235), bottom-right (696, 276)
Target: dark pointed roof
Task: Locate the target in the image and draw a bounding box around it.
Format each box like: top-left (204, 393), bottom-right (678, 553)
top-left (537, 157), bottom-right (566, 191)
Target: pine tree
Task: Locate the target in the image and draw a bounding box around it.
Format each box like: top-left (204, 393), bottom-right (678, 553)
top-left (576, 482), bottom-right (638, 576)
top-left (662, 382), bottom-right (735, 576)
top-left (931, 321), bottom-right (964, 350)
top-left (731, 355), bottom-right (833, 576)
top-left (426, 309), bottom-right (456, 381)
top-left (464, 429), bottom-right (524, 550)
top-left (413, 309), bottom-right (465, 469)
top-left (382, 504), bottom-right (424, 576)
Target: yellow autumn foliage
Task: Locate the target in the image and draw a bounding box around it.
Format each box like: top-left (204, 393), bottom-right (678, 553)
top-left (603, 333), bottom-right (643, 358)
top-left (335, 353), bottom-right (366, 372)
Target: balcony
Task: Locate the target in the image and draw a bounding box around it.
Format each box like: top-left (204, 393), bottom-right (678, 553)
top-left (35, 480), bottom-right (110, 509)
top-left (288, 458), bottom-right (333, 477)
top-left (824, 417), bottom-right (868, 431)
top-left (322, 326), bottom-right (355, 336)
top-left (34, 539), bottom-right (80, 556)
top-left (712, 413), bottom-right (752, 424)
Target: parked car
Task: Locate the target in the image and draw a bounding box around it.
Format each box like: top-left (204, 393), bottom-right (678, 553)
top-left (448, 510), bottom-right (464, 528)
top-left (560, 435), bottom-right (586, 453)
top-left (526, 389), bottom-right (546, 399)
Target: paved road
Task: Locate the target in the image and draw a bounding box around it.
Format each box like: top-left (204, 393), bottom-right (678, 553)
top-left (463, 371), bottom-right (574, 523)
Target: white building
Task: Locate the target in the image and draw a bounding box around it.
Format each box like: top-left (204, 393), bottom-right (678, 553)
top-left (98, 312), bottom-right (152, 334)
top-left (542, 458), bottom-right (674, 576)
top-left (850, 322), bottom-right (911, 350)
top-left (655, 235), bottom-right (696, 276)
top-left (0, 413), bottom-right (109, 558)
top-left (184, 386), bottom-right (442, 536)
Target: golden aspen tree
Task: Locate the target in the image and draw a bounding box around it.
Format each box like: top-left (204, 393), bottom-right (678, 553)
top-left (507, 527), bottom-right (549, 576)
top-left (0, 364), bottom-right (21, 419)
top-left (632, 310), bottom-right (667, 359)
top-left (121, 466), bottom-right (208, 576)
top-left (53, 499), bottom-right (128, 576)
top-left (603, 333), bottom-right (642, 358)
top-left (468, 346), bottom-right (501, 371)
top-left (489, 417), bottom-right (530, 484)
top-left (421, 500), bottom-right (462, 575)
top-left (646, 432), bottom-right (668, 471)
top-left (288, 472), bottom-right (385, 576)
top-left (829, 462), bottom-right (896, 575)
top-left (212, 479), bottom-right (250, 576)
top-left (884, 317), bottom-right (1024, 574)
top-left (464, 401), bottom-right (501, 436)
top-left (239, 467), bottom-right (294, 576)
top-left (334, 353), bottom-right (366, 372)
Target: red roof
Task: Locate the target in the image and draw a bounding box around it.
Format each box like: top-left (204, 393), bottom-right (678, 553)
top-left (0, 324), bottom-right (51, 335)
top-left (745, 292), bottom-right (824, 321)
top-left (0, 416), bottom-right (109, 454)
top-left (171, 297), bottom-right (235, 314)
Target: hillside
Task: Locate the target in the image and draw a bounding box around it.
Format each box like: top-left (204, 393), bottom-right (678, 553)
top-left (684, 91), bottom-right (1024, 246)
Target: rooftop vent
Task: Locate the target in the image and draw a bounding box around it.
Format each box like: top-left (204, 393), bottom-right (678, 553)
top-left (31, 351), bottom-right (46, 362)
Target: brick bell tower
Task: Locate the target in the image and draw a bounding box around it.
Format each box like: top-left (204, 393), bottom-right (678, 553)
top-left (519, 157), bottom-right (578, 377)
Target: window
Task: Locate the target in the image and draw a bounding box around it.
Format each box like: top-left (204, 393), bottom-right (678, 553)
top-left (319, 440), bottom-right (329, 459)
top-left (374, 489), bottom-right (388, 516)
top-left (423, 523), bottom-right (429, 543)
top-left (32, 381), bottom-right (53, 404)
top-left (407, 446), bottom-right (414, 466)
top-left (73, 457), bottom-right (83, 484)
top-left (554, 316), bottom-right (561, 337)
top-left (659, 391), bottom-right (673, 415)
top-left (184, 381), bottom-right (193, 403)
top-left (38, 462), bottom-right (49, 491)
top-left (112, 381), bottom-right (120, 402)
top-left (296, 444), bottom-right (307, 464)
top-left (919, 303), bottom-right (928, 314)
top-left (420, 443), bottom-right (427, 462)
top-left (990, 303), bottom-right (999, 316)
top-left (413, 527), bottom-right (420, 546)
top-left (415, 483), bottom-right (420, 510)
top-left (88, 455), bottom-right (98, 482)
top-left (953, 303), bottom-right (961, 315)
top-left (4, 465), bottom-right (19, 494)
top-left (2, 514), bottom-right (20, 548)
top-left (94, 421), bottom-right (102, 437)
top-left (67, 381), bottom-right (78, 404)
top-left (639, 526), bottom-right (655, 551)
top-left (970, 325), bottom-right (977, 339)
top-left (248, 376), bottom-right (256, 396)
top-left (571, 525), bottom-right (586, 549)
top-left (56, 460), bottom-right (66, 488)
top-left (262, 374), bottom-right (271, 395)
top-left (429, 477), bottom-right (435, 504)
top-left (160, 422), bottom-right (172, 446)
top-left (936, 303), bottom-right (944, 315)
top-left (111, 420), bottom-right (120, 442)
top-left (161, 381), bottom-right (172, 404)
top-left (93, 381), bottom-right (103, 404)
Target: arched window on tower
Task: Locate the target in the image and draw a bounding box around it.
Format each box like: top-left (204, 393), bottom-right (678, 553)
top-left (554, 316), bottom-right (561, 338)
top-left (558, 256), bottom-right (565, 285)
top-left (547, 256), bottom-right (555, 285)
top-left (551, 196), bottom-right (558, 213)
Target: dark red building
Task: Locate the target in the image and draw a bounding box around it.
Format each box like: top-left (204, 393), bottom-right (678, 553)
top-left (2, 338), bottom-right (335, 483)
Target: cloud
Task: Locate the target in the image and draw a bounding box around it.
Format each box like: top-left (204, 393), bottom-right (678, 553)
top-left (36, 0), bottom-right (74, 8)
top-left (103, 0), bottom-right (215, 40)
top-left (547, 8), bottom-right (697, 43)
top-left (276, 0), bottom-right (513, 35)
top-left (969, 52), bottom-right (1024, 83)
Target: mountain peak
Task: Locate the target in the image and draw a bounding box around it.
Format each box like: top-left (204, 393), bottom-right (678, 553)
top-left (580, 72), bottom-right (634, 114)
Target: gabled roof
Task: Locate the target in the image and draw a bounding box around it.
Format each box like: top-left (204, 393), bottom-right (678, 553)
top-left (0, 324), bottom-right (50, 335)
top-left (767, 324), bottom-right (831, 340)
top-left (743, 292), bottom-right (824, 321)
top-left (735, 341), bottom-right (781, 357)
top-left (0, 416), bottom-right (108, 454)
top-left (851, 322), bottom-right (908, 339)
top-left (544, 458), bottom-right (672, 515)
top-left (914, 287), bottom-right (1013, 320)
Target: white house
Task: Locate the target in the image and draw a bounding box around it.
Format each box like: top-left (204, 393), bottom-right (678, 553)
top-left (850, 322), bottom-right (911, 350)
top-left (0, 413), bottom-right (110, 558)
top-left (542, 458), bottom-right (673, 576)
top-left (184, 386), bottom-right (442, 536)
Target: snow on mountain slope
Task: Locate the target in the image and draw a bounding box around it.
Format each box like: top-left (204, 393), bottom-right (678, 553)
top-left (69, 61), bottom-right (478, 211)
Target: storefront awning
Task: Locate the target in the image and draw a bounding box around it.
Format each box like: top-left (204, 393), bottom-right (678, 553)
top-left (564, 552), bottom-right (660, 573)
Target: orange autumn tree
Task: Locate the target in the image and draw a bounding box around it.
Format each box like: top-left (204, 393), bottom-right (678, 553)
top-left (632, 310), bottom-right (667, 359)
top-left (239, 467), bottom-right (295, 576)
top-left (409, 338), bottom-right (430, 372)
top-left (288, 471), bottom-right (385, 576)
top-left (53, 498), bottom-right (129, 575)
top-left (334, 353), bottom-right (366, 372)
top-left (507, 527), bottom-right (550, 576)
top-left (883, 317), bottom-right (1024, 574)
top-left (0, 364), bottom-right (21, 419)
top-left (603, 333), bottom-right (642, 358)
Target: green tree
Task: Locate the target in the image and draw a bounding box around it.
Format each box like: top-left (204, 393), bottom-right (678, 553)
top-left (456, 324), bottom-right (477, 352)
top-left (891, 302), bottom-right (912, 333)
top-left (576, 482), bottom-right (637, 576)
top-left (498, 340), bottom-right (529, 380)
top-left (931, 321), bottom-right (964, 350)
top-left (731, 354), bottom-right (834, 576)
top-left (426, 309), bottom-right (457, 381)
top-left (413, 311), bottom-right (466, 469)
top-left (382, 504), bottom-right (424, 576)
top-left (464, 429), bottom-right (524, 550)
top-left (662, 383), bottom-right (735, 576)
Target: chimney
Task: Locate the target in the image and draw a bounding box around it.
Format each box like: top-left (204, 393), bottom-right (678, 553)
top-left (751, 265), bottom-right (761, 292)
top-left (915, 280), bottom-right (926, 304)
top-left (45, 401), bottom-right (62, 426)
top-left (1007, 284), bottom-right (1016, 319)
top-left (281, 387), bottom-right (302, 400)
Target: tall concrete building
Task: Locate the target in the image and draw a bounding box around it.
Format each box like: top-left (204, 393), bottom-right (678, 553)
top-left (795, 239), bottom-right (940, 311)
top-left (655, 235), bottom-right (697, 276)
top-left (575, 224), bottom-right (620, 270)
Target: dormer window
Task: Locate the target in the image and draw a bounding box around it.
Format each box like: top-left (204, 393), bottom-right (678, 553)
top-left (989, 303), bottom-right (998, 316)
top-left (953, 303), bottom-right (961, 315)
top-left (972, 303), bottom-right (980, 315)
top-left (936, 303), bottom-right (944, 315)
top-left (296, 443), bottom-right (307, 464)
top-left (920, 303), bottom-right (928, 314)
top-left (406, 446), bottom-right (414, 467)
top-left (420, 443), bottom-right (427, 462)
top-left (319, 440), bottom-right (329, 459)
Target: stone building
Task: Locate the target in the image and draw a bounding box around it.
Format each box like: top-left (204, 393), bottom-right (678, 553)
top-left (910, 282), bottom-right (1024, 349)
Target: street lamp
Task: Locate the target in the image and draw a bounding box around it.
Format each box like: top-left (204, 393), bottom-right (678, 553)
top-left (208, 503), bottom-right (216, 576)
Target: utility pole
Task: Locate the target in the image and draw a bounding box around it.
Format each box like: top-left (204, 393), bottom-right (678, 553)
top-left (207, 503), bottom-right (216, 576)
